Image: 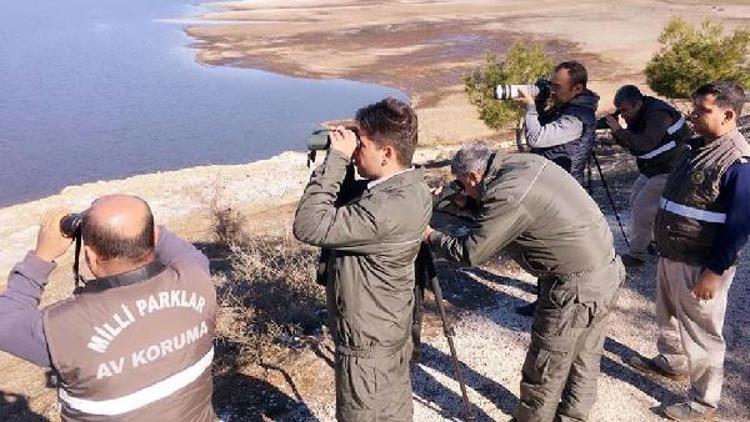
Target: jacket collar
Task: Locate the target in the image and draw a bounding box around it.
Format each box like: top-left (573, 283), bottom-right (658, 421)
top-left (78, 259), bottom-right (166, 295)
top-left (365, 166), bottom-right (424, 194)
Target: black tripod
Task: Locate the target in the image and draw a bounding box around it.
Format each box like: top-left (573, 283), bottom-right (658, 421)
top-left (586, 150), bottom-right (630, 248)
top-left (415, 244), bottom-right (474, 420)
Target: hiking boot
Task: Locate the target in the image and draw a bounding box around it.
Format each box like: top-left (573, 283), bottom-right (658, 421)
top-left (515, 300), bottom-right (536, 317)
top-left (664, 402), bottom-right (717, 421)
top-left (628, 354), bottom-right (687, 381)
top-left (621, 254), bottom-right (645, 268)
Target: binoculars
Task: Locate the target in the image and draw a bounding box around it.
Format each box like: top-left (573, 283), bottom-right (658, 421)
top-left (595, 110), bottom-right (621, 130)
top-left (306, 126), bottom-right (361, 151)
top-left (60, 213), bottom-right (84, 238)
top-left (305, 126), bottom-right (360, 166)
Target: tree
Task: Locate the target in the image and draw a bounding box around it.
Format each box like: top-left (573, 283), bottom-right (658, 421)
top-left (465, 43), bottom-right (554, 130)
top-left (646, 17), bottom-right (750, 99)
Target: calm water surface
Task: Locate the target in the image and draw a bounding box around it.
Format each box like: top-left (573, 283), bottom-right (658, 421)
top-left (0, 0), bottom-right (404, 206)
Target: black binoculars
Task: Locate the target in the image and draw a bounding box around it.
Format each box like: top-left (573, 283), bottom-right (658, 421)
top-left (60, 213), bottom-right (84, 238)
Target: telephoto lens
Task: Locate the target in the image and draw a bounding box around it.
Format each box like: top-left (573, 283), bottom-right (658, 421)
top-left (495, 84), bottom-right (540, 100)
top-left (60, 213), bottom-right (83, 238)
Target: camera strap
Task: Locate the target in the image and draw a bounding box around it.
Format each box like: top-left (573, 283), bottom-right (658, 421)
top-left (72, 232), bottom-right (86, 294)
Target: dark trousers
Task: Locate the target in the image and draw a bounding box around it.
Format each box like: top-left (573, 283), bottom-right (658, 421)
top-left (514, 259), bottom-right (625, 421)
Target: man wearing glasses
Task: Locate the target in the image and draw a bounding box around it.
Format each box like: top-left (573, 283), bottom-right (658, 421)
top-left (294, 97), bottom-right (431, 421)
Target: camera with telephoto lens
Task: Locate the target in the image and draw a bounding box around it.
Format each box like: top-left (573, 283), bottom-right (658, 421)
top-left (60, 213), bottom-right (84, 238)
top-left (595, 110), bottom-right (621, 130)
top-left (495, 79), bottom-right (551, 101)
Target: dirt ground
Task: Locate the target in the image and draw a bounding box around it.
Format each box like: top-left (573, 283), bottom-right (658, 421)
top-left (185, 0), bottom-right (750, 145)
top-left (2, 0), bottom-right (750, 421)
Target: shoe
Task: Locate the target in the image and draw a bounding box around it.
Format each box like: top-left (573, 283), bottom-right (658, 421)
top-left (628, 354), bottom-right (687, 381)
top-left (664, 402), bottom-right (717, 421)
top-left (621, 254), bottom-right (645, 268)
top-left (515, 300), bottom-right (536, 317)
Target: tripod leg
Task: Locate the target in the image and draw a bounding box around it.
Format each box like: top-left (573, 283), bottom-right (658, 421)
top-left (592, 152), bottom-right (630, 248)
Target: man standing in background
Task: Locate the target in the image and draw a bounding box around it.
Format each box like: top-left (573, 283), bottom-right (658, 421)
top-left (606, 85), bottom-right (692, 267)
top-left (630, 81), bottom-right (750, 421)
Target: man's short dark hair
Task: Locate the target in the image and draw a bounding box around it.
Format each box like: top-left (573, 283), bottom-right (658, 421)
top-left (82, 200), bottom-right (155, 261)
top-left (355, 97), bottom-right (418, 167)
top-left (614, 85), bottom-right (644, 107)
top-left (692, 80), bottom-right (745, 116)
top-left (555, 61), bottom-right (588, 88)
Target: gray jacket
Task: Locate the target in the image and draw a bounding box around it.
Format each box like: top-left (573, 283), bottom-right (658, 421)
top-left (430, 152), bottom-right (618, 302)
top-left (293, 150), bottom-right (431, 355)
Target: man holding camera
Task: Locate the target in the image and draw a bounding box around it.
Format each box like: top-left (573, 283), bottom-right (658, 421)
top-left (425, 143), bottom-right (625, 422)
top-left (0, 195), bottom-right (217, 421)
top-left (293, 97), bottom-right (431, 421)
top-left (605, 85), bottom-right (692, 267)
top-left (629, 81), bottom-right (750, 421)
top-left (517, 60), bottom-right (600, 184)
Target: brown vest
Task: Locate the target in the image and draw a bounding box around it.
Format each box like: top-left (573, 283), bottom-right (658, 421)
top-left (43, 259), bottom-right (217, 421)
top-left (655, 128), bottom-right (750, 265)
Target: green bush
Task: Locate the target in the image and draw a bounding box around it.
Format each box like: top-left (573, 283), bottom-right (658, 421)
top-left (465, 43), bottom-right (554, 130)
top-left (646, 17), bottom-right (750, 99)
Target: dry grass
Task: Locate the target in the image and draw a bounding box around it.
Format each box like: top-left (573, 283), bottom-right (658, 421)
top-left (207, 196), bottom-right (326, 372)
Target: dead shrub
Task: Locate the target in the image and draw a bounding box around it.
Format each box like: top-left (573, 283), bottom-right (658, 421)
top-left (214, 233), bottom-right (325, 366)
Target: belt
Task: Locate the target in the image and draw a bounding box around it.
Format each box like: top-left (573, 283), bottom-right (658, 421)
top-left (660, 197), bottom-right (726, 223)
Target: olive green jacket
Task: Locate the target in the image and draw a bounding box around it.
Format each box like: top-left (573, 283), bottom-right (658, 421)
top-left (430, 152), bottom-right (618, 302)
top-left (293, 150), bottom-right (431, 356)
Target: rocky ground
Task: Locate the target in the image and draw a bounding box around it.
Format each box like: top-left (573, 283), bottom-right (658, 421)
top-left (208, 146), bottom-right (750, 422)
top-left (3, 0), bottom-right (750, 420)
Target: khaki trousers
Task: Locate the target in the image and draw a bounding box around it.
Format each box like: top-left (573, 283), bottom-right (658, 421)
top-left (335, 341), bottom-right (414, 422)
top-left (628, 173), bottom-right (668, 260)
top-left (655, 258), bottom-right (735, 411)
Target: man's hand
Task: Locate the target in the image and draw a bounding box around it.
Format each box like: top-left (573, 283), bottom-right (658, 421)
top-left (515, 88), bottom-right (535, 107)
top-left (692, 269), bottom-right (723, 301)
top-left (329, 125), bottom-right (359, 159)
top-left (605, 114), bottom-right (622, 131)
top-left (34, 208), bottom-right (74, 262)
top-left (423, 225), bottom-right (434, 243)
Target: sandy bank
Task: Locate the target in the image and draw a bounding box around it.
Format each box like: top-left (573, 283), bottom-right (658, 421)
top-left (184, 0), bottom-right (750, 145)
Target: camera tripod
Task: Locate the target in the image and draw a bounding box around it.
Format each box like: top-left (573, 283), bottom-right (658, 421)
top-left (415, 244), bottom-right (474, 420)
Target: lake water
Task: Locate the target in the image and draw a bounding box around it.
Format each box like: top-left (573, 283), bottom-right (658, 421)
top-left (0, 0), bottom-right (404, 206)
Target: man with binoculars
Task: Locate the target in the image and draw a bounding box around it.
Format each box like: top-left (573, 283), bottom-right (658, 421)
top-left (294, 97), bottom-right (431, 421)
top-left (0, 195), bottom-right (217, 421)
top-left (604, 85), bottom-right (692, 267)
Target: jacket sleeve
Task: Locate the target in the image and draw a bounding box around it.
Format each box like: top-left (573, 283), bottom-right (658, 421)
top-left (429, 192), bottom-right (531, 266)
top-left (612, 110), bottom-right (672, 152)
top-left (523, 104), bottom-right (584, 148)
top-left (706, 162), bottom-right (750, 275)
top-left (293, 149), bottom-right (389, 252)
top-left (0, 252), bottom-right (55, 367)
top-left (155, 227), bottom-right (210, 274)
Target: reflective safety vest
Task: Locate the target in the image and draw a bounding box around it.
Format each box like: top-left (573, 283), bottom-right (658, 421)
top-left (43, 259), bottom-right (217, 421)
top-left (627, 97), bottom-right (692, 177)
top-left (655, 128), bottom-right (750, 265)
